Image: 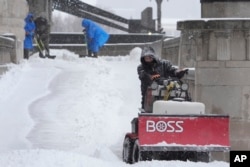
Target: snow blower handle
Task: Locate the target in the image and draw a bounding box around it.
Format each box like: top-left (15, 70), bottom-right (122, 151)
top-left (175, 68), bottom-right (189, 79)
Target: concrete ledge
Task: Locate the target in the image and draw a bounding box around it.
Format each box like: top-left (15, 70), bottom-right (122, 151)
top-left (197, 68), bottom-right (250, 85)
top-left (197, 61), bottom-right (250, 68)
top-left (0, 36), bottom-right (15, 48)
top-left (49, 44), bottom-right (140, 56)
top-left (226, 61), bottom-right (250, 68)
top-left (49, 40), bottom-right (162, 57)
top-left (196, 61), bottom-right (221, 68)
top-left (177, 19), bottom-right (250, 30)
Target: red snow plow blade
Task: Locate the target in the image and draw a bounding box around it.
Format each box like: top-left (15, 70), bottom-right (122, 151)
top-left (138, 114), bottom-right (230, 152)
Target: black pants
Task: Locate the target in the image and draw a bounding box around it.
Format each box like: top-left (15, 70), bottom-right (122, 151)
top-left (24, 49), bottom-right (29, 59)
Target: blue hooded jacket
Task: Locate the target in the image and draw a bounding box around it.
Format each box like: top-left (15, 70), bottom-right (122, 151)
top-left (82, 19), bottom-right (109, 52)
top-left (24, 13), bottom-right (36, 49)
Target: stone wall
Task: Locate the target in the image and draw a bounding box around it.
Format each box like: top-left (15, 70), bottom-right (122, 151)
top-left (161, 37), bottom-right (180, 66)
top-left (201, 0), bottom-right (250, 18)
top-left (0, 36), bottom-right (13, 75)
top-left (0, 0), bottom-right (28, 64)
top-left (28, 0), bottom-right (52, 22)
top-left (177, 20), bottom-right (250, 160)
top-left (0, 36), bottom-right (15, 65)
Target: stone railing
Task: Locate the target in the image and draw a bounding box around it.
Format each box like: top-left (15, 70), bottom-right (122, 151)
top-left (0, 0), bottom-right (28, 66)
top-left (0, 36), bottom-right (15, 49)
top-left (0, 35), bottom-right (16, 75)
top-left (48, 33), bottom-right (164, 56)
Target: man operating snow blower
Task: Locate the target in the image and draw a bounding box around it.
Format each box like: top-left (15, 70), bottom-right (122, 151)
top-left (137, 46), bottom-right (188, 111)
top-left (122, 47), bottom-right (229, 164)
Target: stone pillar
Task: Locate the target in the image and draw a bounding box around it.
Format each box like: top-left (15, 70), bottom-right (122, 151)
top-left (177, 21), bottom-right (206, 68)
top-left (0, 0), bottom-right (28, 63)
top-left (177, 19), bottom-right (250, 160)
top-left (141, 7), bottom-right (155, 33)
top-left (155, 0), bottom-right (163, 32)
top-left (28, 0), bottom-right (52, 22)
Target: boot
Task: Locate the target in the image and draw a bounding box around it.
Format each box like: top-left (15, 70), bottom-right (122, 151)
top-left (88, 50), bottom-right (92, 57)
top-left (39, 52), bottom-right (46, 58)
top-left (92, 52), bottom-right (98, 58)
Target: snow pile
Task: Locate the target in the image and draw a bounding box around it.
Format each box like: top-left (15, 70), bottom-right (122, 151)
top-left (0, 48), bottom-right (229, 167)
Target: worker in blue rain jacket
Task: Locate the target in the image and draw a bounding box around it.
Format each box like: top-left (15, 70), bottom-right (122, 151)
top-left (81, 19), bottom-right (110, 58)
top-left (23, 13), bottom-right (36, 59)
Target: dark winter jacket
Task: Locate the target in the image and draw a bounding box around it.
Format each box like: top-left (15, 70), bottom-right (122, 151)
top-left (34, 16), bottom-right (49, 36)
top-left (137, 47), bottom-right (178, 107)
top-left (82, 19), bottom-right (109, 53)
top-left (24, 13), bottom-right (36, 49)
top-left (34, 16), bottom-right (50, 49)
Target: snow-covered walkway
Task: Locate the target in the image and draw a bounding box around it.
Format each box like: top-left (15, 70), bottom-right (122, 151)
top-left (0, 49), bottom-right (229, 167)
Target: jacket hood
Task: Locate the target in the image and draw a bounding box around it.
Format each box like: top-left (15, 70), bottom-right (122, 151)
top-left (25, 13), bottom-right (33, 23)
top-left (82, 19), bottom-right (92, 29)
top-left (140, 46), bottom-right (157, 64)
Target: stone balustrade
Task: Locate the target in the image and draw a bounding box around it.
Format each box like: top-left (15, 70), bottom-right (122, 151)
top-left (0, 0), bottom-right (28, 65)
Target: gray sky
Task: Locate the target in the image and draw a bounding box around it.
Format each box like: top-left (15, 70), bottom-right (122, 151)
top-left (83, 0), bottom-right (201, 19)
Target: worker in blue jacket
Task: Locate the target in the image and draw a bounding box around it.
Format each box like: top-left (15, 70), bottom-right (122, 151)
top-left (23, 13), bottom-right (36, 59)
top-left (82, 19), bottom-right (109, 58)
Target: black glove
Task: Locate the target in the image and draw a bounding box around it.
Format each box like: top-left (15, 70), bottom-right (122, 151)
top-left (175, 69), bottom-right (188, 79)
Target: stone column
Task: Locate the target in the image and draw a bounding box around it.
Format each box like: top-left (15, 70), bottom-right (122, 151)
top-left (155, 0), bottom-right (163, 32)
top-left (214, 31), bottom-right (231, 60)
top-left (0, 0), bottom-right (28, 63)
top-left (28, 0), bottom-right (51, 21)
top-left (141, 7), bottom-right (155, 33)
top-left (244, 30), bottom-right (250, 60)
top-left (193, 30), bottom-right (205, 62)
top-left (177, 19), bottom-right (250, 160)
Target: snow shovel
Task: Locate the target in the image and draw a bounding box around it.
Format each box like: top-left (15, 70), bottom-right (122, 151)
top-left (34, 34), bottom-right (56, 59)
